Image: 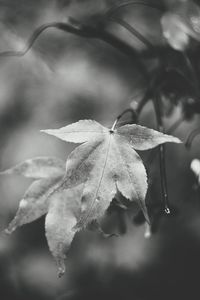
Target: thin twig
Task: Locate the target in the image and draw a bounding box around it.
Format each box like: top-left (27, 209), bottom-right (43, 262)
top-left (0, 18), bottom-right (152, 80)
top-left (111, 108), bottom-right (136, 131)
top-left (136, 91), bottom-right (152, 117)
top-left (105, 1), bottom-right (163, 18)
top-left (183, 53), bottom-right (199, 96)
top-left (108, 17), bottom-right (154, 49)
top-left (145, 112), bottom-right (181, 165)
top-left (117, 108), bottom-right (137, 122)
top-left (0, 21), bottom-right (88, 58)
top-left (167, 116), bottom-right (184, 134)
top-left (112, 92), bottom-right (151, 130)
top-left (165, 67), bottom-right (194, 89)
top-left (185, 127), bottom-right (200, 148)
top-left (153, 93), bottom-right (170, 214)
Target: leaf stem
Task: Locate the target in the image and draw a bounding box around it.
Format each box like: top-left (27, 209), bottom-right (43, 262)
top-left (117, 108), bottom-right (138, 122)
top-left (153, 93), bottom-right (171, 215)
top-left (111, 107), bottom-right (138, 131)
top-left (111, 88), bottom-right (152, 130)
top-left (111, 119), bottom-right (118, 131)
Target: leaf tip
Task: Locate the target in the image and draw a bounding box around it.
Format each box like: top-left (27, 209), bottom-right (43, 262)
top-left (173, 137), bottom-right (182, 144)
top-left (40, 129), bottom-right (49, 134)
top-left (40, 129), bottom-right (60, 140)
top-left (0, 169), bottom-right (13, 176)
top-left (4, 226), bottom-right (15, 235)
top-left (165, 135), bottom-right (182, 145)
top-left (144, 223), bottom-right (151, 239)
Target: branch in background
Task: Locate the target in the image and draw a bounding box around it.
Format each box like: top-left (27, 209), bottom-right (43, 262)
top-left (183, 53), bottom-right (199, 97)
top-left (114, 90), bottom-right (152, 128)
top-left (185, 127), bottom-right (200, 148)
top-left (167, 116), bottom-right (184, 134)
top-left (0, 17), bottom-right (143, 58)
top-left (153, 93), bottom-right (171, 214)
top-left (165, 67), bottom-right (194, 90)
top-left (0, 17), bottom-right (153, 80)
top-left (114, 108), bottom-right (138, 129)
top-left (108, 17), bottom-right (154, 49)
top-left (105, 1), bottom-right (164, 18)
top-left (143, 116), bottom-right (184, 169)
top-left (0, 21), bottom-right (87, 58)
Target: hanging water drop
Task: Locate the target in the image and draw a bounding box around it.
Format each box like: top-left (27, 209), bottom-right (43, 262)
top-left (165, 206), bottom-right (171, 214)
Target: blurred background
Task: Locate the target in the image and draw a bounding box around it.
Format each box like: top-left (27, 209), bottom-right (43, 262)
top-left (0, 0), bottom-right (200, 299)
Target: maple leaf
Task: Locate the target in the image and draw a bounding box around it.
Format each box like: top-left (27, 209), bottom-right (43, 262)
top-left (40, 120), bottom-right (181, 274)
top-left (0, 156), bottom-right (65, 179)
top-left (1, 121), bottom-right (181, 277)
top-left (1, 157), bottom-right (65, 233)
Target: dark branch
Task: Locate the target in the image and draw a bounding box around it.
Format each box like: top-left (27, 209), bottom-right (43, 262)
top-left (0, 17), bottom-right (154, 82)
top-left (185, 128), bottom-right (200, 148)
top-left (108, 17), bottom-right (154, 49)
top-left (0, 16), bottom-right (168, 64)
top-left (153, 93), bottom-right (171, 214)
top-left (182, 53), bottom-right (199, 96)
top-left (105, 1), bottom-right (164, 18)
top-left (0, 21), bottom-right (89, 58)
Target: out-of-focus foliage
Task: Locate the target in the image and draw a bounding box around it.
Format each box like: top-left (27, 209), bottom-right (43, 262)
top-left (191, 158), bottom-right (200, 183)
top-left (161, 0), bottom-right (200, 50)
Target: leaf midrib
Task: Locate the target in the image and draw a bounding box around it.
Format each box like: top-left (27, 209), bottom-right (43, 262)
top-left (77, 134), bottom-right (112, 226)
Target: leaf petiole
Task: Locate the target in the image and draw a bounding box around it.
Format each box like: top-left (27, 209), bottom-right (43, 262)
top-left (111, 107), bottom-right (138, 132)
